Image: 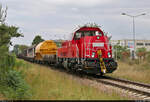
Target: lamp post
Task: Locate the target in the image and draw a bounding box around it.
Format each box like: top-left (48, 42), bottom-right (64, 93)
top-left (121, 13), bottom-right (146, 59)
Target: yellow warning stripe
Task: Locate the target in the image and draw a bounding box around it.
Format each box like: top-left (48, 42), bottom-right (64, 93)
top-left (97, 50), bottom-right (107, 73)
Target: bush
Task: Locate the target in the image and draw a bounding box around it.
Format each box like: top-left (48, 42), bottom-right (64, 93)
top-left (0, 54), bottom-right (32, 99)
top-left (3, 70), bottom-right (31, 99)
top-left (136, 47), bottom-right (147, 61)
top-left (113, 44), bottom-right (130, 61)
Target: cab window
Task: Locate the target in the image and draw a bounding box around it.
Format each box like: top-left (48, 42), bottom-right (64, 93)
top-left (84, 31), bottom-right (93, 36)
top-left (81, 31), bottom-right (102, 37)
top-left (95, 31), bottom-right (102, 36)
top-left (74, 31), bottom-right (102, 39)
top-left (74, 32), bottom-right (81, 40)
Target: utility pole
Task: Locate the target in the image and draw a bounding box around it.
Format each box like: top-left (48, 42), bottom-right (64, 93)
top-left (121, 13), bottom-right (146, 60)
top-left (116, 47), bottom-right (117, 61)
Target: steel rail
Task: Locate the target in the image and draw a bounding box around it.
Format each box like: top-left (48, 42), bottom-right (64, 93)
top-left (104, 76), bottom-right (150, 89)
top-left (96, 79), bottom-right (150, 97)
top-left (87, 75), bottom-right (150, 99)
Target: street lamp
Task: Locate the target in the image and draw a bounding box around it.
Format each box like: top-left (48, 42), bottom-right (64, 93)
top-left (121, 13), bottom-right (146, 59)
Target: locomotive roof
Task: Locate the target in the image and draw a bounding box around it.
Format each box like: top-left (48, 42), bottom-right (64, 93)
top-left (76, 27), bottom-right (102, 32)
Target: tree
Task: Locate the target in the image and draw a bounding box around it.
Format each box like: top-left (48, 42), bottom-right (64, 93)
top-left (32, 35), bottom-right (44, 45)
top-left (0, 3), bottom-right (23, 46)
top-left (0, 4), bottom-right (31, 99)
top-left (136, 47), bottom-right (147, 61)
top-left (0, 24), bottom-right (23, 48)
top-left (0, 20), bottom-right (23, 90)
top-left (0, 24), bottom-right (23, 65)
top-left (13, 44), bottom-right (28, 55)
top-left (113, 44), bottom-right (130, 61)
top-left (0, 3), bottom-right (23, 72)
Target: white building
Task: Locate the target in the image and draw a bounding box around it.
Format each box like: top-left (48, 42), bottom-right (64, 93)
top-left (110, 39), bottom-right (150, 58)
top-left (111, 39), bottom-right (150, 51)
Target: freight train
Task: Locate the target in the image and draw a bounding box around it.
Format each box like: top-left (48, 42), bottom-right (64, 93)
top-left (18, 25), bottom-right (117, 75)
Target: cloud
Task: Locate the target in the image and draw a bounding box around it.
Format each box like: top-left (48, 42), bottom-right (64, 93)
top-left (1, 0), bottom-right (150, 51)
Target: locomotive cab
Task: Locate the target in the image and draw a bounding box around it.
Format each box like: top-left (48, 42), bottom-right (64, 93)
top-left (72, 27), bottom-right (111, 59)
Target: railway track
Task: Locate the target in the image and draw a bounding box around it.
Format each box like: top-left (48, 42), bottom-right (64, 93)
top-left (50, 64), bottom-right (150, 100)
top-left (87, 75), bottom-right (150, 100)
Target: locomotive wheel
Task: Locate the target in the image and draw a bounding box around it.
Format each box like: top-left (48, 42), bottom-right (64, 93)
top-left (100, 72), bottom-right (104, 76)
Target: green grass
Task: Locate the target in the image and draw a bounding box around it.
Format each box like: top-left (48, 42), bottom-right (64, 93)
top-left (16, 59), bottom-right (131, 100)
top-left (108, 60), bottom-right (150, 84)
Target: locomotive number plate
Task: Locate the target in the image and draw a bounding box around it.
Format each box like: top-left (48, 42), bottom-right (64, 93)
top-left (93, 43), bottom-right (104, 47)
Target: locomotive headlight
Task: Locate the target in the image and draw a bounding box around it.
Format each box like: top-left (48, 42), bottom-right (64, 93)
top-left (92, 52), bottom-right (95, 57)
top-left (103, 69), bottom-right (106, 73)
top-left (97, 37), bottom-right (100, 39)
top-left (108, 52), bottom-right (111, 58)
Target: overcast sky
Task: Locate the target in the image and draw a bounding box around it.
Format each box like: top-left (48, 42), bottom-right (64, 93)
top-left (1, 0), bottom-right (150, 48)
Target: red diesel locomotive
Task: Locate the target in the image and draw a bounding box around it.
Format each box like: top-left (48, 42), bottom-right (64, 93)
top-left (57, 26), bottom-right (117, 75)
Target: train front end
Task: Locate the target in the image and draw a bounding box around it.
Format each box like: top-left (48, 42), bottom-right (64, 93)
top-left (74, 27), bottom-right (117, 74)
top-left (57, 25), bottom-right (117, 75)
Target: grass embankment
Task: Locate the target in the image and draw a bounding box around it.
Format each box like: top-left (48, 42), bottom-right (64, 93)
top-left (16, 59), bottom-right (128, 100)
top-left (108, 60), bottom-right (150, 84)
